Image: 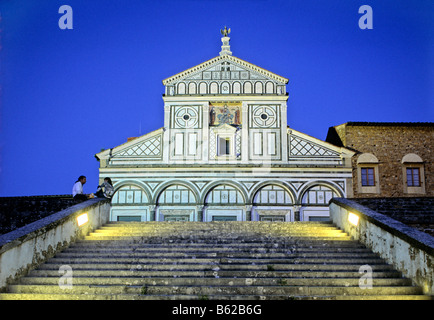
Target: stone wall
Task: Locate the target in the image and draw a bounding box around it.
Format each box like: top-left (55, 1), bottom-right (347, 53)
top-left (327, 123), bottom-right (434, 198)
top-left (0, 198), bottom-right (111, 291)
top-left (0, 195), bottom-right (78, 235)
top-left (330, 198), bottom-right (434, 295)
top-left (352, 197), bottom-right (434, 236)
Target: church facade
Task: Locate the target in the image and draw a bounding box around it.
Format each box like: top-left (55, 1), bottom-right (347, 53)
top-left (95, 29), bottom-right (355, 222)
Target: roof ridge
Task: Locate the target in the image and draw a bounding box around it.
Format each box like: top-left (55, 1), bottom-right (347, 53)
top-left (162, 55), bottom-right (288, 85)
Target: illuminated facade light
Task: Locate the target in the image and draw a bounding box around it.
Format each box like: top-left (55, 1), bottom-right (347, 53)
top-left (77, 213), bottom-right (89, 227)
top-left (348, 212), bottom-right (359, 226)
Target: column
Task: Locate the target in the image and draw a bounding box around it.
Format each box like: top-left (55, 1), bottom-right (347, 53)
top-left (163, 104), bottom-right (171, 164)
top-left (202, 103), bottom-right (209, 163)
top-left (196, 205), bottom-right (204, 222)
top-left (280, 102), bottom-right (288, 163)
top-left (241, 102), bottom-right (249, 163)
top-left (293, 205), bottom-right (301, 222)
top-left (245, 205), bottom-right (253, 221)
top-left (149, 205), bottom-right (157, 221)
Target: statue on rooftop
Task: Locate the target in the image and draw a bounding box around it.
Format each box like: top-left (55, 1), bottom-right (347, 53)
top-left (220, 26), bottom-right (231, 37)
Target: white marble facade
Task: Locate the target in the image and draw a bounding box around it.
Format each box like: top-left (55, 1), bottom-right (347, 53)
top-left (95, 30), bottom-right (355, 222)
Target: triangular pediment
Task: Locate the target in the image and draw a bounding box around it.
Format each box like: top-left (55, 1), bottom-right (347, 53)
top-left (288, 128), bottom-right (355, 158)
top-left (95, 128), bottom-right (164, 160)
top-left (162, 55), bottom-right (288, 86)
top-left (213, 123), bottom-right (238, 133)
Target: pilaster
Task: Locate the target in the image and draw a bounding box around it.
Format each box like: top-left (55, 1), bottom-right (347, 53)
top-left (202, 103), bottom-right (209, 163)
top-left (163, 104), bottom-right (171, 164)
top-left (280, 102), bottom-right (288, 163)
top-left (241, 102), bottom-right (249, 163)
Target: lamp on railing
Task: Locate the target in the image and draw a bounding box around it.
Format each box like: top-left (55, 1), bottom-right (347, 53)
top-left (348, 212), bottom-right (359, 226)
top-left (76, 213), bottom-right (89, 227)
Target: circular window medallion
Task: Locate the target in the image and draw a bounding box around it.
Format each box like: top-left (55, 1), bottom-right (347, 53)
top-left (252, 106), bottom-right (277, 128)
top-left (175, 106), bottom-right (198, 128)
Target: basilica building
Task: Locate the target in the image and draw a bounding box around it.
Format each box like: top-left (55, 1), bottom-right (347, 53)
top-left (95, 29), bottom-right (355, 222)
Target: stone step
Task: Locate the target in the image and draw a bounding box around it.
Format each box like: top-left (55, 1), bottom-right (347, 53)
top-left (97, 226), bottom-right (341, 233)
top-left (1, 221), bottom-right (428, 300)
top-left (28, 269), bottom-right (404, 279)
top-left (95, 226), bottom-right (342, 232)
top-left (106, 221), bottom-right (334, 226)
top-left (50, 255), bottom-right (384, 264)
top-left (47, 257), bottom-right (386, 265)
top-left (91, 229), bottom-right (347, 235)
top-left (35, 262), bottom-right (397, 272)
top-left (84, 236), bottom-right (353, 242)
top-left (18, 276), bottom-right (412, 287)
top-left (7, 284), bottom-right (423, 296)
top-left (65, 244), bottom-right (370, 253)
top-left (0, 293), bottom-right (430, 300)
top-left (100, 223), bottom-right (337, 228)
top-left (71, 240), bottom-right (365, 249)
top-left (80, 236), bottom-right (359, 247)
top-left (55, 251), bottom-right (380, 259)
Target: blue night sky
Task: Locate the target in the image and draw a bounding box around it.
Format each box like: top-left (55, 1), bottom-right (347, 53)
top-left (0, 0), bottom-right (433, 197)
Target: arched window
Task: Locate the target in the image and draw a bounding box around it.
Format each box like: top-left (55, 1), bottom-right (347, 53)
top-left (232, 82), bottom-right (241, 94)
top-left (253, 185), bottom-right (293, 205)
top-left (402, 153), bottom-right (425, 194)
top-left (177, 82), bottom-right (186, 95)
top-left (301, 185), bottom-right (339, 205)
top-left (199, 82), bottom-right (207, 94)
top-left (221, 82), bottom-right (230, 94)
top-left (205, 184), bottom-right (244, 205)
top-left (157, 185), bottom-right (196, 204)
top-left (244, 82), bottom-right (252, 94)
top-left (265, 82), bottom-right (274, 94)
top-left (255, 82), bottom-right (263, 94)
top-left (210, 82), bottom-right (218, 94)
top-left (356, 153), bottom-right (380, 194)
top-left (188, 82), bottom-right (196, 94)
top-left (112, 185), bottom-right (149, 205)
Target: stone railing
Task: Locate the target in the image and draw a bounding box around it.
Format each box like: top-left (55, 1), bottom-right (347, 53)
top-left (330, 198), bottom-right (434, 296)
top-left (0, 198), bottom-right (111, 291)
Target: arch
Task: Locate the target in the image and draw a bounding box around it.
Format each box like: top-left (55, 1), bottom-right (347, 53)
top-left (357, 153), bottom-right (379, 164)
top-left (402, 153), bottom-right (423, 163)
top-left (253, 185), bottom-right (293, 205)
top-left (221, 82), bottom-right (230, 94)
top-left (265, 81), bottom-right (274, 93)
top-left (111, 180), bottom-right (151, 205)
top-left (298, 181), bottom-right (344, 205)
top-left (199, 82), bottom-right (207, 94)
top-left (152, 180), bottom-right (200, 205)
top-left (200, 180), bottom-right (248, 205)
top-left (157, 184), bottom-right (197, 205)
top-left (244, 82), bottom-right (252, 94)
top-left (255, 82), bottom-right (263, 94)
top-left (265, 81), bottom-right (274, 94)
top-left (177, 82), bottom-right (186, 95)
top-left (210, 82), bottom-right (218, 94)
top-left (233, 82), bottom-right (241, 94)
top-left (188, 82), bottom-right (196, 94)
top-left (249, 181), bottom-right (296, 205)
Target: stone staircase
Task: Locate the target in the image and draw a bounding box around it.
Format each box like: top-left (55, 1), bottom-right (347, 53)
top-left (0, 221), bottom-right (430, 300)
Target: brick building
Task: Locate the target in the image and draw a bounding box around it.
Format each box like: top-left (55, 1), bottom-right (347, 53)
top-left (326, 122), bottom-right (433, 198)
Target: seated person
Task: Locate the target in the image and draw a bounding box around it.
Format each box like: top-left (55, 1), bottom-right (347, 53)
top-left (95, 177), bottom-right (114, 199)
top-left (72, 175), bottom-right (93, 201)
